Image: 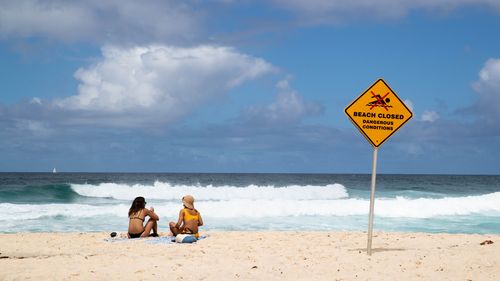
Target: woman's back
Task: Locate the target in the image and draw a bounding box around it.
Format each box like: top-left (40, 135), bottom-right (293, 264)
top-left (183, 208), bottom-right (200, 234)
top-left (128, 209), bottom-right (146, 234)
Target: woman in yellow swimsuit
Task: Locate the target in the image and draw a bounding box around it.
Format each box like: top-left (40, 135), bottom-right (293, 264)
top-left (128, 196), bottom-right (159, 238)
top-left (169, 195), bottom-right (203, 238)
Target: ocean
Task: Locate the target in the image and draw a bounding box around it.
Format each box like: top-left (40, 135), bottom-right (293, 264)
top-left (0, 173), bottom-right (499, 234)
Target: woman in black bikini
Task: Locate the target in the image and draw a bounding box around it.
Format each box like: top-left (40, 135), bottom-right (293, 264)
top-left (128, 196), bottom-right (159, 238)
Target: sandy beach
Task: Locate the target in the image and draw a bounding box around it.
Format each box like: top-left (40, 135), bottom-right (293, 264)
top-left (0, 231), bottom-right (498, 280)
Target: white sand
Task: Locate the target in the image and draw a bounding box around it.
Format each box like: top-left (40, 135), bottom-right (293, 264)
top-left (0, 231), bottom-right (499, 280)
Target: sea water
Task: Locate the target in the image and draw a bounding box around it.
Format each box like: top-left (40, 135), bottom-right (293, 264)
top-left (0, 173), bottom-right (499, 234)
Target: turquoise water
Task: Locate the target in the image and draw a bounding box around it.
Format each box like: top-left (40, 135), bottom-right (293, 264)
top-left (0, 173), bottom-right (499, 233)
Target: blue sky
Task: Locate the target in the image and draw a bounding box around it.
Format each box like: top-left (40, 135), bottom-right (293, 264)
top-left (1, 0), bottom-right (500, 174)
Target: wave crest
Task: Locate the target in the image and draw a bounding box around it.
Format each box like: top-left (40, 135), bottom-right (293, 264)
top-left (70, 181), bottom-right (349, 201)
top-left (2, 192), bottom-right (499, 220)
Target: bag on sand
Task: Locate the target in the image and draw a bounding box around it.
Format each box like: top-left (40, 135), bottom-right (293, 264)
top-left (175, 234), bottom-right (197, 243)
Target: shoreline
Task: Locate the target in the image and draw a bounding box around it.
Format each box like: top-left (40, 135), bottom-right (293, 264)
top-left (1, 231), bottom-right (499, 280)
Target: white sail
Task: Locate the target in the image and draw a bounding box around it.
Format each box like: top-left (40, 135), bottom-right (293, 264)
top-left (53, 168), bottom-right (57, 173)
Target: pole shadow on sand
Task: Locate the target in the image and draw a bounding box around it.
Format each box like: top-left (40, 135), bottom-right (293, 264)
top-left (350, 248), bottom-right (407, 254)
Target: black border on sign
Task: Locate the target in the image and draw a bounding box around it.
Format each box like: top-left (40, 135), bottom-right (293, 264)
top-left (344, 78), bottom-right (413, 148)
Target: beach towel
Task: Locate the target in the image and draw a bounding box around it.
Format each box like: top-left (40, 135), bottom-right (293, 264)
top-left (104, 235), bottom-right (207, 244)
top-left (144, 236), bottom-right (176, 244)
top-left (147, 235), bottom-right (208, 244)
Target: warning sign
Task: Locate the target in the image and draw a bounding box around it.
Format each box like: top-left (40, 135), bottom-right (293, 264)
top-left (345, 79), bottom-right (413, 147)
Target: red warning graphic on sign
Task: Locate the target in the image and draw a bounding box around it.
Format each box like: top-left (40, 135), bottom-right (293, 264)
top-left (367, 91), bottom-right (392, 111)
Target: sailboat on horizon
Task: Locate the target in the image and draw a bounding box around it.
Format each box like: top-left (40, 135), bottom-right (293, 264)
top-left (52, 168), bottom-right (57, 174)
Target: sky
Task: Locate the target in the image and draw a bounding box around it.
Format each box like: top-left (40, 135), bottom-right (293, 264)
top-left (1, 0), bottom-right (500, 174)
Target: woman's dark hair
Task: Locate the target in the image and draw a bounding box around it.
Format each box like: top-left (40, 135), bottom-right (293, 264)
top-left (128, 196), bottom-right (146, 217)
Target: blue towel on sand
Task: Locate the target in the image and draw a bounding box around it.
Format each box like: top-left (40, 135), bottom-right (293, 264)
top-left (145, 235), bottom-right (208, 244)
top-left (144, 236), bottom-right (175, 244)
top-left (105, 235), bottom-right (207, 244)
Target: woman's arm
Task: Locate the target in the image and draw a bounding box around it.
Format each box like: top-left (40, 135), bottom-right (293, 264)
top-left (175, 209), bottom-right (184, 228)
top-left (198, 212), bottom-right (203, 226)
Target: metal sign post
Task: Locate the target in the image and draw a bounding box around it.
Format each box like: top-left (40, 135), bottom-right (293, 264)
top-left (367, 147), bottom-right (378, 255)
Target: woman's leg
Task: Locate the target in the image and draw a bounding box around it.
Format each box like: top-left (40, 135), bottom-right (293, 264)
top-left (141, 218), bottom-right (157, 237)
top-left (169, 221), bottom-right (181, 236)
top-left (152, 220), bottom-right (158, 235)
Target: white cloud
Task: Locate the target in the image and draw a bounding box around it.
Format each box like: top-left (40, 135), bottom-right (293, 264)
top-left (243, 79), bottom-right (322, 126)
top-left (2, 0), bottom-right (500, 44)
top-left (272, 0), bottom-right (500, 22)
top-left (0, 0), bottom-right (199, 44)
top-left (54, 45), bottom-right (275, 127)
top-left (474, 58), bottom-right (500, 93)
top-left (471, 58), bottom-right (500, 119)
top-left (421, 111), bottom-right (439, 122)
top-left (276, 79), bottom-right (291, 90)
top-left (30, 97), bottom-right (42, 105)
top-left (15, 120), bottom-right (52, 138)
top-left (404, 99), bottom-right (414, 112)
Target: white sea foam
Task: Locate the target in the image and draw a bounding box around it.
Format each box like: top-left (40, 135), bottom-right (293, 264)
top-left (70, 181), bottom-right (349, 201)
top-left (0, 203), bottom-right (129, 220)
top-left (197, 192), bottom-right (500, 218)
top-left (1, 192), bottom-right (499, 222)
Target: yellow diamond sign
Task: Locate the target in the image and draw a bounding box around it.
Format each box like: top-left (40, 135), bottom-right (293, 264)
top-left (345, 79), bottom-right (413, 147)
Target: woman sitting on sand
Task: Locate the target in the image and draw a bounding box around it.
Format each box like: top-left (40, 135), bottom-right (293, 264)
top-left (169, 195), bottom-right (203, 238)
top-left (128, 196), bottom-right (159, 238)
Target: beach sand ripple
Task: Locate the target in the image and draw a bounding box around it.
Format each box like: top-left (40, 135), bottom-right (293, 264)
top-left (0, 231), bottom-right (499, 280)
